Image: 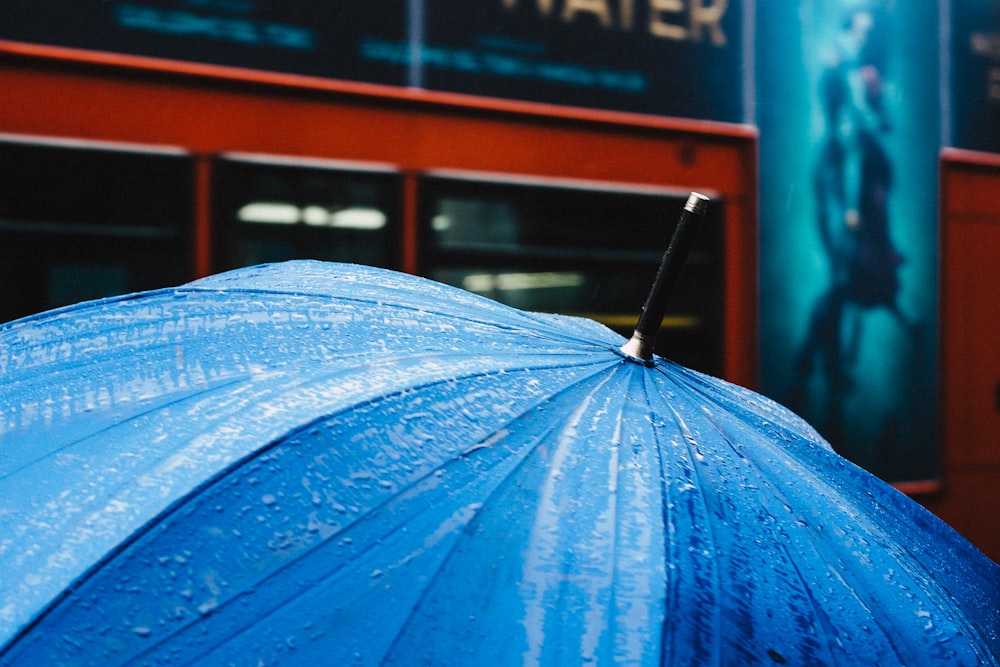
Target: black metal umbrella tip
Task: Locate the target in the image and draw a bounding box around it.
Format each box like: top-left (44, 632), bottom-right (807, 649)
top-left (620, 191), bottom-right (710, 363)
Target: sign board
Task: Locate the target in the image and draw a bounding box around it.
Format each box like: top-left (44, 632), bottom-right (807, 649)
top-left (0, 1), bottom-right (410, 86)
top-left (0, 0), bottom-right (745, 122)
top-left (411, 0), bottom-right (741, 121)
top-left (756, 0), bottom-right (940, 483)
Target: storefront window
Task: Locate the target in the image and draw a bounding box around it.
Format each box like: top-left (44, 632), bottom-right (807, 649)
top-left (0, 136), bottom-right (192, 323)
top-left (214, 154), bottom-right (401, 271)
top-left (421, 174), bottom-right (724, 374)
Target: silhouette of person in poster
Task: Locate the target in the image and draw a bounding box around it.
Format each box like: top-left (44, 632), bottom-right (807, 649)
top-left (788, 7), bottom-right (920, 453)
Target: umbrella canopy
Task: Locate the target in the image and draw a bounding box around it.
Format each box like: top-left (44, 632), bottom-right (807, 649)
top-left (1, 260), bottom-right (998, 666)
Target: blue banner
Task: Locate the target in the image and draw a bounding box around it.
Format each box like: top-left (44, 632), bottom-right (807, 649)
top-left (757, 1), bottom-right (940, 482)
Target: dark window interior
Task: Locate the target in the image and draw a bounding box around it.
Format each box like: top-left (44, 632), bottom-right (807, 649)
top-left (0, 138), bottom-right (193, 324)
top-left (420, 176), bottom-right (724, 374)
top-left (213, 156), bottom-right (401, 272)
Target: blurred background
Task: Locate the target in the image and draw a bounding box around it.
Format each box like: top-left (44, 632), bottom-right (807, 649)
top-left (1, 0), bottom-right (998, 558)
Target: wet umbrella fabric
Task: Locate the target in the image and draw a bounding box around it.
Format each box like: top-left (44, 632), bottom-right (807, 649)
top-left (0, 261), bottom-right (998, 666)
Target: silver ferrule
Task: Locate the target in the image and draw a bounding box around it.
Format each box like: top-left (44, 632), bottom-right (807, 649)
top-left (619, 331), bottom-right (653, 362)
top-left (684, 192), bottom-right (710, 215)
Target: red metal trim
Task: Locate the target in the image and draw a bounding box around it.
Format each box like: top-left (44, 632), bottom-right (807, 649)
top-left (401, 171), bottom-right (420, 276)
top-left (940, 146), bottom-right (1000, 168)
top-left (893, 480), bottom-right (943, 496)
top-left (0, 39), bottom-right (756, 141)
top-left (193, 154), bottom-right (213, 279)
top-left (722, 194), bottom-right (759, 387)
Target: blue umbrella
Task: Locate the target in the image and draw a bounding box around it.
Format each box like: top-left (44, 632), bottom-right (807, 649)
top-left (1, 254), bottom-right (999, 661)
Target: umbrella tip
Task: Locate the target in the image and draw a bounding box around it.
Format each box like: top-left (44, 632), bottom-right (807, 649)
top-left (619, 333), bottom-right (652, 362)
top-left (684, 191), bottom-right (709, 216)
top-left (619, 192), bottom-right (709, 363)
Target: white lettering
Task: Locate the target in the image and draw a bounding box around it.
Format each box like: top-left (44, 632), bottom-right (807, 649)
top-left (620, 0), bottom-right (635, 30)
top-left (561, 0), bottom-right (613, 27)
top-left (648, 0), bottom-right (686, 40)
top-left (971, 32), bottom-right (1000, 59)
top-left (690, 0), bottom-right (727, 46)
top-left (503, 0), bottom-right (728, 46)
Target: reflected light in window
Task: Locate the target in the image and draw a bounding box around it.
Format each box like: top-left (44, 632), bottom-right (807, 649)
top-left (237, 202), bottom-right (299, 224)
top-left (301, 205), bottom-right (329, 226)
top-left (238, 203), bottom-right (386, 230)
top-left (329, 207), bottom-right (386, 230)
top-left (463, 272), bottom-right (585, 292)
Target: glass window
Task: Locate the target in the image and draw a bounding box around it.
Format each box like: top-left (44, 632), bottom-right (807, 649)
top-left (0, 136), bottom-right (193, 324)
top-left (421, 175), bottom-right (724, 374)
top-left (214, 155), bottom-right (401, 271)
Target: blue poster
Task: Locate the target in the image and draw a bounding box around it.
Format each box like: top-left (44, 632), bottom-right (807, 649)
top-left (757, 1), bottom-right (940, 482)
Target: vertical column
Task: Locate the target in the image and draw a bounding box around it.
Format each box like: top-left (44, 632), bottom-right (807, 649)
top-left (193, 153), bottom-right (213, 279)
top-left (401, 170), bottom-right (420, 275)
